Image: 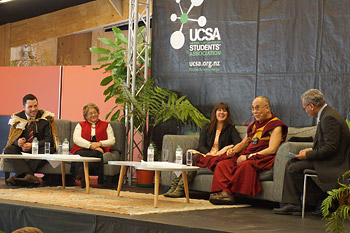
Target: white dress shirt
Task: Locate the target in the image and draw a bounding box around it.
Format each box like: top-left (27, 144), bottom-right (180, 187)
top-left (73, 122), bottom-right (116, 149)
top-left (317, 104), bottom-right (327, 124)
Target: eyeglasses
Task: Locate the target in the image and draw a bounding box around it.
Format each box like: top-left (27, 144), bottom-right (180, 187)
top-left (251, 105), bottom-right (267, 111)
top-left (303, 104), bottom-right (311, 110)
top-left (88, 111), bottom-right (98, 116)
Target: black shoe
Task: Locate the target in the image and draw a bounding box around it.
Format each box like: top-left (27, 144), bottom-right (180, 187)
top-left (273, 204), bottom-right (302, 216)
top-left (312, 204), bottom-right (323, 217)
top-left (80, 177), bottom-right (86, 188)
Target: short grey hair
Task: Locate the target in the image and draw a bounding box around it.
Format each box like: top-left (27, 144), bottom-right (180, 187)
top-left (83, 103), bottom-right (100, 120)
top-left (301, 89), bottom-right (326, 107)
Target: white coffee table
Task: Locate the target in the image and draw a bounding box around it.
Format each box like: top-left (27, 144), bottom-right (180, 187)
top-left (108, 161), bottom-right (200, 207)
top-left (0, 154), bottom-right (101, 193)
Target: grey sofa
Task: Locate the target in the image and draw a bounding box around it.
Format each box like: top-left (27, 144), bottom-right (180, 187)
top-left (161, 125), bottom-right (316, 203)
top-left (1, 119), bottom-right (126, 183)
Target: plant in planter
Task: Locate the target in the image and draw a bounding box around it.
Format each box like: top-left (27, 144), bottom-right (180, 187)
top-left (322, 170), bottom-right (350, 233)
top-left (90, 27), bottom-right (209, 161)
top-left (322, 122), bottom-right (350, 233)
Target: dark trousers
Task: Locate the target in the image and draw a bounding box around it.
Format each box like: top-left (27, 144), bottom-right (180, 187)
top-left (71, 149), bottom-right (104, 184)
top-left (281, 159), bottom-right (326, 205)
top-left (4, 145), bottom-right (47, 176)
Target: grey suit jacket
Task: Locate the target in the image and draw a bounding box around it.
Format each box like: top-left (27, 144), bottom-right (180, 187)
top-left (306, 105), bottom-right (350, 191)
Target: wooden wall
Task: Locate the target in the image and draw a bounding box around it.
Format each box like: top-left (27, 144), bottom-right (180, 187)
top-left (0, 24), bottom-right (11, 66)
top-left (0, 0), bottom-right (150, 66)
top-left (57, 33), bottom-right (92, 65)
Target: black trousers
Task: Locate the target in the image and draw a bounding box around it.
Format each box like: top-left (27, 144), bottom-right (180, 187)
top-left (4, 145), bottom-right (47, 176)
top-left (281, 159), bottom-right (326, 205)
top-left (71, 149), bottom-right (104, 184)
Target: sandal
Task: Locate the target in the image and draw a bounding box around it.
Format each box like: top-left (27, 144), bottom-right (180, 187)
top-left (209, 191), bottom-right (235, 205)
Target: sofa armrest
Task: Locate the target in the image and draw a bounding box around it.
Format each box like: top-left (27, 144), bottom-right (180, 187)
top-left (161, 134), bottom-right (199, 186)
top-left (272, 142), bottom-right (313, 201)
top-left (162, 134), bottom-right (200, 162)
top-left (103, 151), bottom-right (122, 163)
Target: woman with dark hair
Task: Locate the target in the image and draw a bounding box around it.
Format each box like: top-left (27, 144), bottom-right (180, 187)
top-left (164, 102), bottom-right (241, 198)
top-left (70, 103), bottom-right (115, 188)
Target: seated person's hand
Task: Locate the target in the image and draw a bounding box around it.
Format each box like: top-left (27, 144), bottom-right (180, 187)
top-left (95, 147), bottom-right (104, 153)
top-left (237, 155), bottom-right (247, 164)
top-left (18, 137), bottom-right (26, 147)
top-left (299, 148), bottom-right (312, 154)
top-left (205, 152), bottom-right (215, 157)
top-left (22, 142), bottom-right (32, 152)
top-left (90, 142), bottom-right (102, 150)
top-left (295, 148), bottom-right (312, 160)
top-left (227, 148), bottom-right (238, 157)
top-left (216, 145), bottom-right (233, 156)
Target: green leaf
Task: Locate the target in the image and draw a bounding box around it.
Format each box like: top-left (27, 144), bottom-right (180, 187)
top-left (98, 38), bottom-right (119, 49)
top-left (100, 76), bottom-right (113, 86)
top-left (90, 47), bottom-right (111, 55)
top-left (103, 85), bottom-right (114, 95)
top-left (112, 27), bottom-right (128, 44)
top-left (97, 56), bottom-right (111, 62)
top-left (111, 110), bottom-right (121, 121)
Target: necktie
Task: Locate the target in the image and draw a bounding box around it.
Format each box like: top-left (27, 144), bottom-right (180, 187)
top-left (27, 122), bottom-right (34, 143)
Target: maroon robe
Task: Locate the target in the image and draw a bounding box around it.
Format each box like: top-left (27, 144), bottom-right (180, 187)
top-left (199, 114), bottom-right (287, 196)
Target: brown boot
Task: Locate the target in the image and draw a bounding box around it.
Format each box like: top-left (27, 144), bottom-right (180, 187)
top-left (6, 174), bottom-right (18, 186)
top-left (163, 174), bottom-right (181, 197)
top-left (168, 175), bottom-right (185, 198)
top-left (168, 171), bottom-right (197, 198)
top-left (15, 174), bottom-right (40, 186)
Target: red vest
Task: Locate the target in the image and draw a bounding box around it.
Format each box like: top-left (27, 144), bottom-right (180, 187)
top-left (71, 120), bottom-right (112, 154)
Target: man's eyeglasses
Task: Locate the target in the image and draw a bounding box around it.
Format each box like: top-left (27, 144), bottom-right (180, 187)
top-left (251, 105), bottom-right (267, 111)
top-left (303, 104), bottom-right (311, 110)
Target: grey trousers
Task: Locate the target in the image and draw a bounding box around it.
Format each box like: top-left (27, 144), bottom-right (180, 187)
top-left (281, 159), bottom-right (326, 205)
top-left (4, 145), bottom-right (47, 176)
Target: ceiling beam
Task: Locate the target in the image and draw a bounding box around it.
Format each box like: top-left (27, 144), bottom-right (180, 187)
top-left (109, 0), bottom-right (123, 16)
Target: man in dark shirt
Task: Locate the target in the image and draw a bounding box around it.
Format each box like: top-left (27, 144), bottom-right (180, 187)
top-left (4, 94), bottom-right (57, 186)
top-left (274, 89), bottom-right (350, 216)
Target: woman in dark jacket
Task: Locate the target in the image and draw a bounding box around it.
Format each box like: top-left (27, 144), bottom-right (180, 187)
top-left (164, 102), bottom-right (241, 198)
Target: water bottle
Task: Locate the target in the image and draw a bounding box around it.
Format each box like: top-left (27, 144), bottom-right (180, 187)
top-left (62, 138), bottom-right (69, 155)
top-left (147, 143), bottom-right (154, 162)
top-left (32, 137), bottom-right (39, 154)
top-left (175, 145), bottom-right (183, 165)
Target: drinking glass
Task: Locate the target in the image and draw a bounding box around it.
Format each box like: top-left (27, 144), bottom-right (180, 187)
top-left (57, 143), bottom-right (62, 154)
top-left (162, 149), bottom-right (169, 162)
top-left (186, 150), bottom-right (193, 166)
top-left (45, 142), bottom-right (50, 154)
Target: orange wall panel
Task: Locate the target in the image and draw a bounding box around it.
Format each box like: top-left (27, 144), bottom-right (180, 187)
top-left (61, 66), bottom-right (119, 121)
top-left (0, 66), bottom-right (60, 116)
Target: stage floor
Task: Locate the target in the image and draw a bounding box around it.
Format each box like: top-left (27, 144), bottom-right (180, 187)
top-left (0, 177), bottom-right (343, 233)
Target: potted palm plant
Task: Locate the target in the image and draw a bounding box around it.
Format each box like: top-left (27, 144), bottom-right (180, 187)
top-left (322, 121), bottom-right (350, 233)
top-left (322, 170), bottom-right (350, 233)
top-left (90, 26), bottom-right (209, 186)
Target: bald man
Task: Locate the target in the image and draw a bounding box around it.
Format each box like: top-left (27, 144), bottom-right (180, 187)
top-left (207, 96), bottom-right (288, 205)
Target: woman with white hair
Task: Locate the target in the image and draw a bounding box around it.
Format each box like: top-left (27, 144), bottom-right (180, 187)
top-left (71, 103), bottom-right (115, 188)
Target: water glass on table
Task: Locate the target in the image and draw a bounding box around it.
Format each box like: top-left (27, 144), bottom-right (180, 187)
top-left (45, 142), bottom-right (50, 154)
top-left (162, 149), bottom-right (169, 162)
top-left (186, 150), bottom-right (193, 166)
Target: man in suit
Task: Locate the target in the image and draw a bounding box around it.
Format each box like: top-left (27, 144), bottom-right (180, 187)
top-left (4, 94), bottom-right (57, 186)
top-left (274, 89), bottom-right (350, 215)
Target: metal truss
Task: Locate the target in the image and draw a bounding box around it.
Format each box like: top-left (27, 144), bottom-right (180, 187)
top-left (125, 0), bottom-right (151, 185)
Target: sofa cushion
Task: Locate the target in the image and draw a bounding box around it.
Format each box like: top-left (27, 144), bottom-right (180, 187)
top-left (258, 169), bottom-right (273, 181)
top-left (286, 126), bottom-right (317, 141)
top-left (103, 151), bottom-right (121, 163)
top-left (55, 119), bottom-right (72, 146)
top-left (197, 167), bottom-right (212, 175)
